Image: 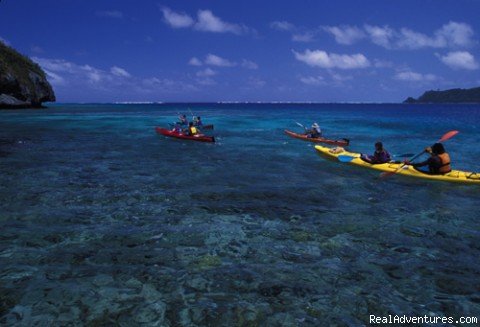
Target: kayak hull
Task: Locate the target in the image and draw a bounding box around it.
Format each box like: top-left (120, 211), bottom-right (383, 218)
top-left (155, 127), bottom-right (215, 143)
top-left (285, 130), bottom-right (349, 146)
top-left (314, 145), bottom-right (480, 184)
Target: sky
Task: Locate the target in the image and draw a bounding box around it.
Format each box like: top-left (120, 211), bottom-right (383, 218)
top-left (1, 0), bottom-right (480, 103)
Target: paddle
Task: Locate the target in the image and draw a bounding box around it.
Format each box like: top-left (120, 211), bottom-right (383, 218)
top-left (295, 122), bottom-right (308, 131)
top-left (380, 130), bottom-right (459, 178)
top-left (188, 107), bottom-right (195, 121)
top-left (338, 153), bottom-right (415, 163)
top-left (337, 155), bottom-right (358, 162)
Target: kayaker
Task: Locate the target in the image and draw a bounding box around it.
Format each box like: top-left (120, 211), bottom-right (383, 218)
top-left (177, 114), bottom-right (188, 126)
top-left (193, 116), bottom-right (203, 127)
top-left (306, 123), bottom-right (322, 138)
top-left (406, 143), bottom-right (451, 174)
top-left (172, 124), bottom-right (182, 133)
top-left (186, 122), bottom-right (198, 136)
top-left (361, 142), bottom-right (391, 164)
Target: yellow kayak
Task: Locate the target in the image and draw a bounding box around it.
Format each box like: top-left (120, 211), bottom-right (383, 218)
top-left (314, 145), bottom-right (480, 184)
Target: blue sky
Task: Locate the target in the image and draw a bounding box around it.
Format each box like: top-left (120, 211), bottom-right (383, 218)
top-left (1, 0), bottom-right (479, 102)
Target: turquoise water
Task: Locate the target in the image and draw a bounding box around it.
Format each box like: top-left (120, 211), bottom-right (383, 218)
top-left (1, 103), bottom-right (479, 325)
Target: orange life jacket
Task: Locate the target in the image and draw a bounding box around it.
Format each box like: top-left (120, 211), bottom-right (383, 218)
top-left (437, 153), bottom-right (451, 173)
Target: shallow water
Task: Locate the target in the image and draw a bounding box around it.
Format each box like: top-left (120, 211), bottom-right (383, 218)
top-left (1, 103), bottom-right (479, 325)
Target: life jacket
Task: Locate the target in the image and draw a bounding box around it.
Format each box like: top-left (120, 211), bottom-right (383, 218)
top-left (373, 150), bottom-right (391, 163)
top-left (437, 153), bottom-right (451, 173)
top-left (190, 126), bottom-right (198, 135)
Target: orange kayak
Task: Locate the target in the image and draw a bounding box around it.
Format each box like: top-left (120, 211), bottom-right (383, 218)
top-left (284, 130), bottom-right (349, 146)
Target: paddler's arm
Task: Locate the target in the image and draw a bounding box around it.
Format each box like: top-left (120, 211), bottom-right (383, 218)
top-left (406, 158), bottom-right (430, 167)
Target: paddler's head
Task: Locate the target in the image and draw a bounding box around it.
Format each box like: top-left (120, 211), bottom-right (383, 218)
top-left (431, 143), bottom-right (445, 155)
top-left (375, 142), bottom-right (384, 151)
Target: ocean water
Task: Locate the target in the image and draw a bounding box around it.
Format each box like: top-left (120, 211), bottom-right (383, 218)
top-left (0, 103), bottom-right (479, 326)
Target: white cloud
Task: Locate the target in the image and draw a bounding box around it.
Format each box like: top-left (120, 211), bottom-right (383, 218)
top-left (435, 22), bottom-right (474, 47)
top-left (96, 10), bottom-right (124, 19)
top-left (194, 10), bottom-right (245, 34)
top-left (43, 70), bottom-right (66, 86)
top-left (394, 71), bottom-right (438, 82)
top-left (364, 25), bottom-right (395, 48)
top-left (397, 28), bottom-right (444, 49)
top-left (299, 76), bottom-right (325, 86)
top-left (110, 66), bottom-right (131, 78)
top-left (292, 32), bottom-right (315, 43)
top-left (161, 8), bottom-right (251, 35)
top-left (293, 49), bottom-right (370, 69)
top-left (271, 21), bottom-right (316, 42)
top-left (438, 51), bottom-right (479, 70)
top-left (270, 21), bottom-right (295, 31)
top-left (365, 21), bottom-right (474, 50)
top-left (323, 25), bottom-right (365, 45)
top-left (196, 68), bottom-right (216, 77)
top-left (161, 7), bottom-right (194, 28)
top-left (241, 59), bottom-right (258, 69)
top-left (32, 57), bottom-right (197, 94)
top-left (190, 55), bottom-right (257, 70)
top-left (205, 54), bottom-right (236, 67)
top-left (188, 57), bottom-right (203, 66)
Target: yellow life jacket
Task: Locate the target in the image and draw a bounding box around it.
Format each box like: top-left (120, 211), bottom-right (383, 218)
top-left (437, 153), bottom-right (451, 173)
top-left (190, 126), bottom-right (198, 135)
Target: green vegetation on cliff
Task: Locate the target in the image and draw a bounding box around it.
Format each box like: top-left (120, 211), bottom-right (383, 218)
top-left (0, 41), bottom-right (55, 108)
top-left (404, 87), bottom-right (480, 104)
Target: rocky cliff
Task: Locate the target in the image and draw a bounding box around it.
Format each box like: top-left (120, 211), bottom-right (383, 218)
top-left (404, 87), bottom-right (480, 104)
top-left (0, 41), bottom-right (55, 108)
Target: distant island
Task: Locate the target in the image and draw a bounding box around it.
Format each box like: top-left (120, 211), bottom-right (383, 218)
top-left (0, 41), bottom-right (55, 109)
top-left (404, 87), bottom-right (480, 104)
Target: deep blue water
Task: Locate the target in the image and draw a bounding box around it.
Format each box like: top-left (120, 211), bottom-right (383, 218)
top-left (1, 103), bottom-right (479, 325)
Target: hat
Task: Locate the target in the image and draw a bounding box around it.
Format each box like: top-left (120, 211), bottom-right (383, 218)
top-left (312, 123), bottom-right (319, 128)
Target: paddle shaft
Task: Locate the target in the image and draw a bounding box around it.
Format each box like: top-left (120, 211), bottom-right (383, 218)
top-left (295, 122), bottom-right (307, 131)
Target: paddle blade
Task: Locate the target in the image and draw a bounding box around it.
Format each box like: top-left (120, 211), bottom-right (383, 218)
top-left (438, 130), bottom-right (459, 143)
top-left (295, 122), bottom-right (306, 130)
top-left (338, 155), bottom-right (356, 162)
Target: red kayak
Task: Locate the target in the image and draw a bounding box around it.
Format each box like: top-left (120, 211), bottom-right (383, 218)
top-left (155, 127), bottom-right (215, 143)
top-left (284, 130), bottom-right (349, 146)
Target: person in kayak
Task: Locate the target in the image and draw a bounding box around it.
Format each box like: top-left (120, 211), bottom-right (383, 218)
top-left (361, 142), bottom-right (391, 164)
top-left (186, 122), bottom-right (199, 136)
top-left (306, 123), bottom-right (322, 138)
top-left (406, 143), bottom-right (451, 174)
top-left (193, 116), bottom-right (203, 127)
top-left (177, 114), bottom-right (188, 126)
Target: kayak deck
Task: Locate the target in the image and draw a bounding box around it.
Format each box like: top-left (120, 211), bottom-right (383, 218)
top-left (314, 145), bottom-right (480, 184)
top-left (155, 127), bottom-right (215, 143)
top-left (285, 130), bottom-right (349, 146)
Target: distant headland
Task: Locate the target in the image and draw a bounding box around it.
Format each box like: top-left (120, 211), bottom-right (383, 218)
top-left (0, 41), bottom-right (55, 109)
top-left (404, 87), bottom-right (480, 104)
